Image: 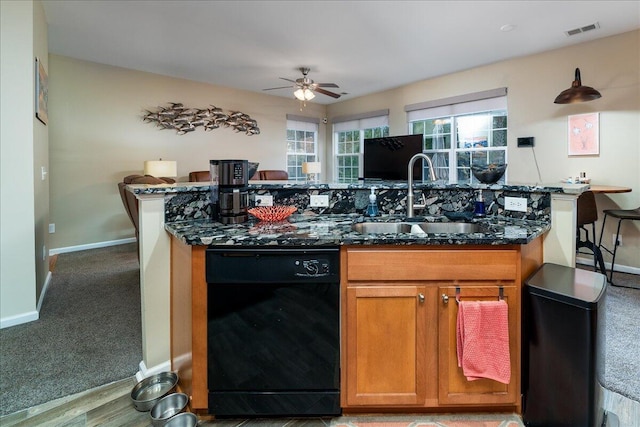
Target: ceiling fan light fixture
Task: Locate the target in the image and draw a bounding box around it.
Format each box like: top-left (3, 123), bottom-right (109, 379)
top-left (554, 68), bottom-right (602, 104)
top-left (294, 88), bottom-right (315, 101)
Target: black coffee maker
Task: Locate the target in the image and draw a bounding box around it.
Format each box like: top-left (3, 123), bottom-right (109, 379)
top-left (210, 160), bottom-right (249, 224)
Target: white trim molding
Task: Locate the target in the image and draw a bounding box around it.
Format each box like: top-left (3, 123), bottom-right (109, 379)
top-left (1, 310), bottom-right (39, 329)
top-left (136, 359), bottom-right (172, 382)
top-left (50, 237), bottom-right (136, 255)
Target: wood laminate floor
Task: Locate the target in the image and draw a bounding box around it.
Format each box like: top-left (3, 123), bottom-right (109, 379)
top-left (1, 377), bottom-right (638, 427)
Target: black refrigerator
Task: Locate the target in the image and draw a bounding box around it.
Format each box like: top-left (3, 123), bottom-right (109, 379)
top-left (523, 263), bottom-right (614, 427)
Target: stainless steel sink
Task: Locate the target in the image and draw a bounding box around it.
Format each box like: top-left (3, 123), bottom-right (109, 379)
top-left (415, 222), bottom-right (480, 234)
top-left (351, 222), bottom-right (413, 234)
top-left (352, 221), bottom-right (480, 235)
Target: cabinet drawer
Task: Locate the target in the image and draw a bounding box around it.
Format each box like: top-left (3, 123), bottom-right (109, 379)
top-left (346, 248), bottom-right (518, 281)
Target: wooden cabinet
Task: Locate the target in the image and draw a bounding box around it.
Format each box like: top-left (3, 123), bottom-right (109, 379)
top-left (171, 235), bottom-right (542, 414)
top-left (438, 284), bottom-right (518, 406)
top-left (345, 285), bottom-right (428, 406)
top-left (170, 237), bottom-right (208, 412)
top-left (341, 239), bottom-right (542, 412)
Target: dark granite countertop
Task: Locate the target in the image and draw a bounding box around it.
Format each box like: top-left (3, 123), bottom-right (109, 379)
top-left (128, 180), bottom-right (588, 195)
top-left (165, 213), bottom-right (550, 247)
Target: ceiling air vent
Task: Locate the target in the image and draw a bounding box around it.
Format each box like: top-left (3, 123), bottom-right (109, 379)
top-left (565, 22), bottom-right (600, 37)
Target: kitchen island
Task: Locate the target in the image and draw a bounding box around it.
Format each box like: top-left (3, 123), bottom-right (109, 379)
top-left (127, 180), bottom-right (584, 414)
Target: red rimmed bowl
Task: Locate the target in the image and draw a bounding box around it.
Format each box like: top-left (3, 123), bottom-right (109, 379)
top-left (248, 205), bottom-right (297, 222)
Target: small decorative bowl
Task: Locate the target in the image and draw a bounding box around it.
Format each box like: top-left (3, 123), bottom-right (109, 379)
top-left (248, 205), bottom-right (297, 222)
top-left (130, 371), bottom-right (179, 412)
top-left (471, 163), bottom-right (507, 184)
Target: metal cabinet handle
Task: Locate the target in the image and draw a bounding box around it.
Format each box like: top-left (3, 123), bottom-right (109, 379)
top-left (418, 293), bottom-right (425, 303)
top-left (442, 294), bottom-right (449, 304)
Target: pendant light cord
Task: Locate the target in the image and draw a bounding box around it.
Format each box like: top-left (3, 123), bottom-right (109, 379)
top-left (531, 147), bottom-right (543, 184)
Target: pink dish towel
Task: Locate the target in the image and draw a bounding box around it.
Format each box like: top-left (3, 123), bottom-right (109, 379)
top-left (456, 299), bottom-right (511, 384)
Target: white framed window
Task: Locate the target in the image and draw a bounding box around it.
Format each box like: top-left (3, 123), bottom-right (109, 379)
top-left (333, 110), bottom-right (389, 182)
top-left (406, 88), bottom-right (508, 184)
top-left (286, 115), bottom-right (319, 181)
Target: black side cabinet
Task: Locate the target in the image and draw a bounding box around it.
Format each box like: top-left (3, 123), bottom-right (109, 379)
top-left (523, 263), bottom-right (609, 427)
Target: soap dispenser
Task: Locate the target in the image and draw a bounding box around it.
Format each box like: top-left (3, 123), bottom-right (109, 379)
top-left (366, 187), bottom-right (380, 217)
top-left (473, 190), bottom-right (485, 217)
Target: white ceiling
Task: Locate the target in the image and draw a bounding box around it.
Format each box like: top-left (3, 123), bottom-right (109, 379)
top-left (42, 0), bottom-right (640, 104)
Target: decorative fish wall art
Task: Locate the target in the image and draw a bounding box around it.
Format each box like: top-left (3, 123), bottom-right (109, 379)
top-left (142, 102), bottom-right (260, 136)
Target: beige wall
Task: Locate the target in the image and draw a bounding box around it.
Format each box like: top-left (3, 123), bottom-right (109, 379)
top-left (327, 30), bottom-right (640, 270)
top-left (48, 56), bottom-right (327, 250)
top-left (1, 0), bottom-right (48, 326)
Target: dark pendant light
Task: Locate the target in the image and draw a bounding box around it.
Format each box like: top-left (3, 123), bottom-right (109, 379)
top-left (554, 68), bottom-right (602, 104)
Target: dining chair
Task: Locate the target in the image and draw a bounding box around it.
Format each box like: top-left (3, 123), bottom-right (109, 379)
top-left (597, 207), bottom-right (640, 285)
top-left (576, 191), bottom-right (607, 275)
top-left (259, 170), bottom-right (289, 180)
top-left (188, 170), bottom-right (210, 182)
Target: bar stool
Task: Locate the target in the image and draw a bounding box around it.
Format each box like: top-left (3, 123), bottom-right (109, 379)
top-left (576, 191), bottom-right (607, 275)
top-left (598, 207), bottom-right (640, 285)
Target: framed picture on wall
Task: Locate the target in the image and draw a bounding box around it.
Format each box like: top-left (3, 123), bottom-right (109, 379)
top-left (568, 112), bottom-right (599, 156)
top-left (35, 57), bottom-right (48, 125)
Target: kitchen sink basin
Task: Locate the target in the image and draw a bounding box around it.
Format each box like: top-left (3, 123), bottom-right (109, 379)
top-left (351, 222), bottom-right (413, 234)
top-left (352, 221), bottom-right (480, 235)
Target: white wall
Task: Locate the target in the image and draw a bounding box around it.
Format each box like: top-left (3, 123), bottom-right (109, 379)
top-left (0, 0), bottom-right (42, 327)
top-left (327, 30), bottom-right (640, 270)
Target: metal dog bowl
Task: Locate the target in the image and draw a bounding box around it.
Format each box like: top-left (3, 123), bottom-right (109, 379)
top-left (150, 392), bottom-right (189, 426)
top-left (164, 412), bottom-right (198, 427)
top-left (130, 371), bottom-right (179, 412)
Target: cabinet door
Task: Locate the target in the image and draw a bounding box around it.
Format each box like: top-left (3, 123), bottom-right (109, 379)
top-left (438, 284), bottom-right (519, 406)
top-left (345, 285), bottom-right (427, 406)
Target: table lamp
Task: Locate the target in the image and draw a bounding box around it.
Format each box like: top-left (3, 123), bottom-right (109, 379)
top-left (144, 159), bottom-right (177, 178)
top-left (302, 162), bottom-right (321, 182)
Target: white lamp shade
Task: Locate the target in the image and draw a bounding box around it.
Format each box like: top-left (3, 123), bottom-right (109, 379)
top-left (294, 88), bottom-right (316, 101)
top-left (302, 162), bottom-right (321, 174)
top-left (144, 160), bottom-right (177, 177)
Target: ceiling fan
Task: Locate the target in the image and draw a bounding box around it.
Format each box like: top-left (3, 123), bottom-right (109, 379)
top-left (263, 67), bottom-right (341, 100)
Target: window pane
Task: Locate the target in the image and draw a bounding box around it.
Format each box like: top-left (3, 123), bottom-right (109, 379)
top-left (493, 129), bottom-right (507, 147)
top-left (457, 115), bottom-right (490, 149)
top-left (493, 115), bottom-right (507, 129)
top-left (410, 109), bottom-right (506, 183)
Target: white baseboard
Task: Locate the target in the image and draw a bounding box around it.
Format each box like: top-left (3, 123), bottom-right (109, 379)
top-left (136, 359), bottom-right (172, 382)
top-left (0, 310), bottom-right (39, 329)
top-left (50, 237), bottom-right (136, 255)
top-left (576, 256), bottom-right (640, 276)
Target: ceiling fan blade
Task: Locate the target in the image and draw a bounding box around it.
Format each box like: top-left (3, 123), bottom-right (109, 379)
top-left (314, 87), bottom-right (341, 99)
top-left (263, 85), bottom-right (294, 91)
top-left (316, 83), bottom-right (339, 88)
top-left (279, 77), bottom-right (297, 83)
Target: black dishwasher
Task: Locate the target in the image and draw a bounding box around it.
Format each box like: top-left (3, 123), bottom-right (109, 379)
top-left (205, 246), bottom-right (341, 417)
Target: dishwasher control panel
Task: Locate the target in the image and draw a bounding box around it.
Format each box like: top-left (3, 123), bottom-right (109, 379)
top-left (294, 258), bottom-right (332, 277)
top-left (206, 246), bottom-right (339, 284)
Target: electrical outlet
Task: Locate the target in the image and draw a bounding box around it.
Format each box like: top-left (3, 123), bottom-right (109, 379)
top-left (255, 195), bottom-right (273, 207)
top-left (42, 245), bottom-right (47, 261)
top-left (49, 223), bottom-right (55, 233)
top-left (310, 194), bottom-right (329, 207)
top-left (505, 196), bottom-right (528, 212)
top-left (613, 234), bottom-right (622, 247)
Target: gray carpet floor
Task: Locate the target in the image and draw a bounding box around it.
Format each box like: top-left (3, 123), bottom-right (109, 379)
top-left (0, 243), bottom-right (142, 416)
top-left (0, 245), bottom-right (638, 417)
top-left (602, 273), bottom-right (640, 402)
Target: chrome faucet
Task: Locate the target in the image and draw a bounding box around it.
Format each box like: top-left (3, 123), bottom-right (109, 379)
top-left (407, 153), bottom-right (437, 218)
